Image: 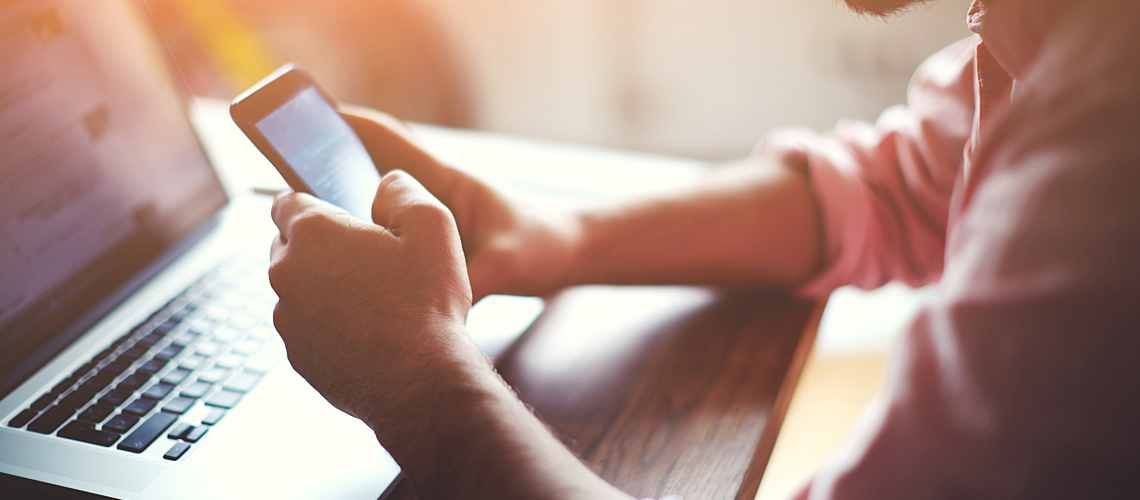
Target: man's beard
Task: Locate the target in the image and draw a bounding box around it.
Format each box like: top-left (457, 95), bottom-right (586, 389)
top-left (844, 0), bottom-right (929, 16)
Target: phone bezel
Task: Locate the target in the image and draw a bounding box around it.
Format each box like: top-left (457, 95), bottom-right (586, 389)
top-left (229, 64), bottom-right (342, 196)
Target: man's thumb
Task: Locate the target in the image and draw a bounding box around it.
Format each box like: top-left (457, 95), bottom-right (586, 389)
top-left (341, 107), bottom-right (456, 203)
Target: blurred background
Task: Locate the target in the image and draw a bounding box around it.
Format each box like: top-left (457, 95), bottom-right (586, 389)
top-left (141, 0), bottom-right (972, 161)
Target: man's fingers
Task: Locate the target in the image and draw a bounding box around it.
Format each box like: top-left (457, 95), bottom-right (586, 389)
top-left (372, 170), bottom-right (456, 237)
top-left (270, 191), bottom-right (337, 242)
top-left (341, 108), bottom-right (458, 203)
top-left (271, 191), bottom-right (311, 239)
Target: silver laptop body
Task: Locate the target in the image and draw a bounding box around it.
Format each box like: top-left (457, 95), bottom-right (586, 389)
top-left (0, 1), bottom-right (537, 497)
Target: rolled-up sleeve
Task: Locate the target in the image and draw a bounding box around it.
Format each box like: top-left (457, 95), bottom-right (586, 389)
top-left (790, 31), bottom-right (1140, 498)
top-left (759, 37), bottom-right (978, 296)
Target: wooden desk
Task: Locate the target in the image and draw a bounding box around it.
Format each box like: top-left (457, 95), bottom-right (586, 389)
top-left (190, 100), bottom-right (823, 500)
top-left (388, 287), bottom-right (820, 500)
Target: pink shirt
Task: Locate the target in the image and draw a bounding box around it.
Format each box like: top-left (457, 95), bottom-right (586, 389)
top-left (759, 0), bottom-right (1140, 497)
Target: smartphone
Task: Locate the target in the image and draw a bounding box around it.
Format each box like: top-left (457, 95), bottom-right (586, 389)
top-left (230, 64), bottom-right (380, 220)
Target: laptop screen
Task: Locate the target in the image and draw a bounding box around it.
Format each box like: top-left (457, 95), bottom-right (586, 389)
top-left (0, 1), bottom-right (227, 384)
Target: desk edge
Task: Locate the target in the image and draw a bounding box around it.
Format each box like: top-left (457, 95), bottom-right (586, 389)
top-left (735, 299), bottom-right (828, 500)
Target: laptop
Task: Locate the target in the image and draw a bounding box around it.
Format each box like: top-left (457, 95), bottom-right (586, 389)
top-left (0, 1), bottom-right (541, 498)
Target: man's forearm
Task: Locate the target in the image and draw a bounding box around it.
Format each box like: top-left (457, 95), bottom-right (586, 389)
top-left (360, 156), bottom-right (822, 498)
top-left (366, 330), bottom-right (629, 500)
top-left (566, 155), bottom-right (822, 288)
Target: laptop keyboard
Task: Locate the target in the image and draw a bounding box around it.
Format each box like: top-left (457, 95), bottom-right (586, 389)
top-left (5, 254), bottom-right (278, 460)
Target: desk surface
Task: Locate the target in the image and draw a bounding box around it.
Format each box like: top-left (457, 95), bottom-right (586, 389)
top-left (387, 288), bottom-right (818, 500)
top-left (191, 100), bottom-right (823, 500)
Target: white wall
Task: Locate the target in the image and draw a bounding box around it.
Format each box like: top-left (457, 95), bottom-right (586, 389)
top-left (423, 0), bottom-right (972, 159)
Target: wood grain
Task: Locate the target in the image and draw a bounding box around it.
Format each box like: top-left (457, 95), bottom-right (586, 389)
top-left (389, 286), bottom-right (816, 499)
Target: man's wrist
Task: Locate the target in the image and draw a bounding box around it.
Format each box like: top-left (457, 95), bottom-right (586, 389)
top-left (361, 329), bottom-right (504, 487)
top-left (363, 323), bottom-right (629, 499)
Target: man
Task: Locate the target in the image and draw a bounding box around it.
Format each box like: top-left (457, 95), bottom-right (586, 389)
top-left (266, 0), bottom-right (1140, 498)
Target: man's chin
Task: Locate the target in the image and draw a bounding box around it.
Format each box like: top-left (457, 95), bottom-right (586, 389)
top-left (844, 0), bottom-right (927, 16)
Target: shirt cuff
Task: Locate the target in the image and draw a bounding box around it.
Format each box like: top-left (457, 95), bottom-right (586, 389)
top-left (756, 129), bottom-right (876, 298)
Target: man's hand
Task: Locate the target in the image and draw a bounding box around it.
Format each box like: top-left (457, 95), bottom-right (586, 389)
top-left (342, 108), bottom-right (582, 300)
top-left (267, 170), bottom-right (631, 500)
top-left (268, 171), bottom-right (475, 427)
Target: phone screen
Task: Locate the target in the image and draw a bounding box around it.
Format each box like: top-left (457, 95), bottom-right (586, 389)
top-left (254, 86), bottom-right (380, 219)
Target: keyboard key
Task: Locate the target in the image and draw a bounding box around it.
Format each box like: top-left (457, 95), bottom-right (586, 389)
top-left (226, 309), bottom-right (257, 327)
top-left (60, 392), bottom-right (99, 413)
top-left (117, 412), bottom-right (178, 453)
top-left (171, 332), bottom-right (198, 348)
top-left (7, 409), bottom-right (37, 428)
top-left (50, 375), bottom-right (80, 394)
top-left (176, 304), bottom-right (198, 319)
top-left (182, 425), bottom-right (208, 443)
top-left (110, 332), bottom-right (133, 348)
top-left (123, 397), bottom-right (158, 416)
top-left (43, 390), bottom-right (65, 405)
top-left (232, 339), bottom-right (263, 356)
top-left (142, 382), bottom-right (175, 400)
top-left (92, 346), bottom-right (116, 363)
top-left (102, 413), bottom-right (140, 433)
top-left (187, 322), bottom-right (210, 338)
top-left (116, 373), bottom-right (151, 392)
top-left (86, 370), bottom-right (118, 388)
top-left (163, 397), bottom-right (195, 415)
top-left (214, 354), bottom-right (244, 369)
top-left (154, 317), bottom-right (181, 335)
top-left (30, 393), bottom-right (55, 411)
top-left (179, 355), bottom-right (208, 371)
top-left (244, 349), bottom-right (279, 374)
top-left (77, 403), bottom-right (115, 424)
top-left (198, 367), bottom-right (229, 384)
top-left (137, 332), bottom-right (164, 347)
top-left (58, 421), bottom-right (120, 447)
top-left (204, 390), bottom-right (241, 409)
top-left (67, 376), bottom-right (109, 404)
top-left (46, 383), bottom-right (70, 399)
top-left (201, 408), bottom-right (225, 426)
top-left (99, 389), bottom-right (132, 407)
top-left (213, 327), bottom-right (240, 343)
top-left (161, 368), bottom-right (192, 385)
top-left (180, 381), bottom-right (211, 399)
top-left (123, 344), bottom-right (150, 361)
top-left (74, 361), bottom-right (97, 377)
top-left (196, 342), bottom-right (222, 358)
top-left (57, 390), bottom-right (91, 411)
top-left (71, 386), bottom-right (103, 405)
top-left (173, 307), bottom-right (194, 320)
top-left (164, 441), bottom-right (191, 461)
top-left (27, 405), bottom-right (75, 434)
top-left (201, 305), bottom-right (228, 324)
top-left (167, 422), bottom-right (191, 440)
top-left (138, 358), bottom-right (168, 374)
top-left (68, 387), bottom-right (100, 406)
top-left (155, 345), bottom-right (184, 361)
top-left (223, 371), bottom-right (261, 393)
top-left (104, 358), bottom-right (134, 374)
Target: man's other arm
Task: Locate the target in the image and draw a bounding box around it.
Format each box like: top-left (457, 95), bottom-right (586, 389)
top-left (344, 39), bottom-right (975, 299)
top-left (564, 38), bottom-right (976, 295)
top-left (792, 20), bottom-right (1140, 498)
